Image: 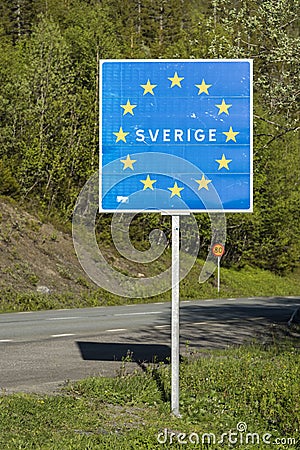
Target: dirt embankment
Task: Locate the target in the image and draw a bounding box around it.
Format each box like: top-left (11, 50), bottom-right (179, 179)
top-left (0, 198), bottom-right (94, 295)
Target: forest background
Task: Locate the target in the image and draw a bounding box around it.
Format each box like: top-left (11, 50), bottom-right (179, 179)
top-left (0, 0), bottom-right (299, 276)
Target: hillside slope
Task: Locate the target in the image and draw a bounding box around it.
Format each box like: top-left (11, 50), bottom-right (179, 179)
top-left (1, 197), bottom-right (299, 314)
top-left (0, 198), bottom-right (94, 295)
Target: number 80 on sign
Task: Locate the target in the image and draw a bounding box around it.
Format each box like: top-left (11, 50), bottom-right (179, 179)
top-left (212, 243), bottom-right (225, 257)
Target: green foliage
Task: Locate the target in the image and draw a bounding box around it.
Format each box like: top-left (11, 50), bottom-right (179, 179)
top-left (0, 160), bottom-right (19, 197)
top-left (0, 0), bottom-right (298, 273)
top-left (179, 345), bottom-right (300, 434)
top-left (0, 261), bottom-right (299, 313)
top-left (69, 371), bottom-right (162, 406)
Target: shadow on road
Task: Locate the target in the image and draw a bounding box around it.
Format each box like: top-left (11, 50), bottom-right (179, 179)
top-left (77, 298), bottom-right (300, 363)
top-left (77, 341), bottom-right (171, 363)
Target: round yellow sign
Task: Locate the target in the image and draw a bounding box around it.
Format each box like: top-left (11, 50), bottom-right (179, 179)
top-left (212, 243), bottom-right (225, 257)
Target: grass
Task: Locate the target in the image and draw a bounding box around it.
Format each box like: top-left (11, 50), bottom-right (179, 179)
top-left (0, 256), bottom-right (299, 313)
top-left (0, 336), bottom-right (299, 449)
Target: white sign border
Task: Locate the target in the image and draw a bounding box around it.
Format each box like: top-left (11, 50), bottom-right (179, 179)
top-left (99, 59), bottom-right (253, 214)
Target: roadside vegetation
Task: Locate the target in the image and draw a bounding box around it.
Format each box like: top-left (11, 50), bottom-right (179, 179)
top-left (0, 257), bottom-right (299, 313)
top-left (0, 0), bottom-right (299, 311)
top-left (0, 335), bottom-right (299, 449)
top-left (0, 0), bottom-right (299, 277)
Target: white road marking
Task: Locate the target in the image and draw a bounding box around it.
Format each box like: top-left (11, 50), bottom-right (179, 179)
top-left (181, 300), bottom-right (191, 303)
top-left (0, 339), bottom-right (13, 342)
top-left (105, 328), bottom-right (127, 332)
top-left (114, 311), bottom-right (163, 317)
top-left (46, 317), bottom-right (82, 321)
top-left (154, 302), bottom-right (164, 305)
top-left (51, 334), bottom-right (75, 338)
top-left (154, 325), bottom-right (169, 329)
top-left (192, 322), bottom-right (209, 325)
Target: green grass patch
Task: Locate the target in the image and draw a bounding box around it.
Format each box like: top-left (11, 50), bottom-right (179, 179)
top-left (0, 339), bottom-right (299, 449)
top-left (0, 257), bottom-right (299, 313)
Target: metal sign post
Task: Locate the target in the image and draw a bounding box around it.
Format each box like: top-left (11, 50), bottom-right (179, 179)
top-left (171, 215), bottom-right (180, 417)
top-left (217, 257), bottom-right (221, 293)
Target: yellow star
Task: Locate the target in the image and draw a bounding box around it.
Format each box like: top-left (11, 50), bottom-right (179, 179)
top-left (140, 79), bottom-right (157, 95)
top-left (195, 174), bottom-right (212, 191)
top-left (216, 154), bottom-right (232, 170)
top-left (222, 126), bottom-right (240, 142)
top-left (140, 175), bottom-right (157, 190)
top-left (121, 99), bottom-right (137, 116)
top-left (113, 126), bottom-right (129, 143)
top-left (168, 72), bottom-right (184, 88)
top-left (216, 99), bottom-right (232, 115)
top-left (168, 182), bottom-right (184, 198)
top-left (120, 154), bottom-right (136, 170)
top-left (195, 79), bottom-right (212, 95)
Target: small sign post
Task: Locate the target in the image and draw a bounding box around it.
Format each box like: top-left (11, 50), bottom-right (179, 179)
top-left (212, 243), bottom-right (225, 293)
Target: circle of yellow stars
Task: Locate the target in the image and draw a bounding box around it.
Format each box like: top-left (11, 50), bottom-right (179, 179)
top-left (111, 71), bottom-right (241, 198)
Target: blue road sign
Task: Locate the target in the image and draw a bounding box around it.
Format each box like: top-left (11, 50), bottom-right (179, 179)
top-left (99, 59), bottom-right (252, 213)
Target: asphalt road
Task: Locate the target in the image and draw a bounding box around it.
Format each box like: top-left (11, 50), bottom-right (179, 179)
top-left (0, 296), bottom-right (299, 394)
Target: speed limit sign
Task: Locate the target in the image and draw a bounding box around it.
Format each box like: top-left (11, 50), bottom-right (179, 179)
top-left (212, 243), bottom-right (225, 257)
top-left (212, 244), bottom-right (225, 294)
